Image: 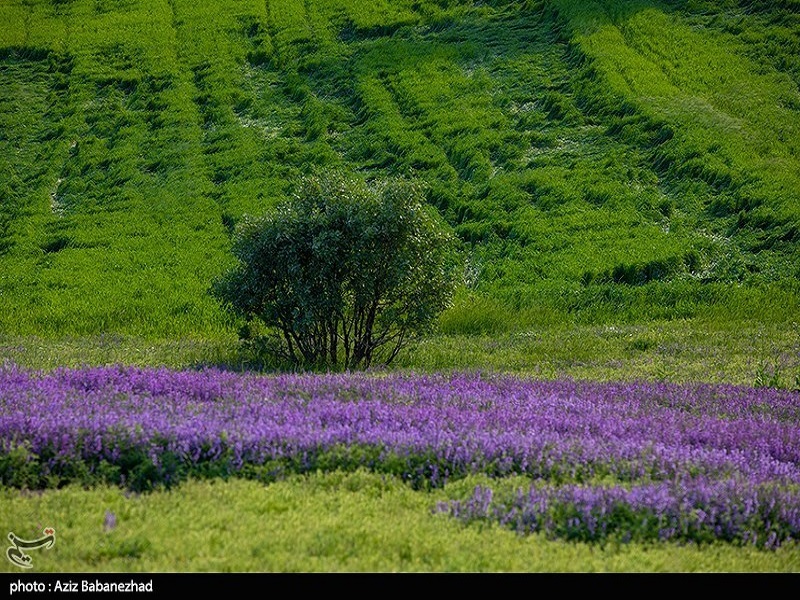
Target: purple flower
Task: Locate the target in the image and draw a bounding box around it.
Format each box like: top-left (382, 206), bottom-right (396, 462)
top-left (1, 363), bottom-right (798, 546)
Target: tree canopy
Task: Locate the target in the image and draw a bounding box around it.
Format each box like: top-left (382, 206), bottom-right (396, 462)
top-left (212, 172), bottom-right (462, 370)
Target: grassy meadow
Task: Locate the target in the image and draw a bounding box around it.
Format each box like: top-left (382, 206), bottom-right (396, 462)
top-left (1, 0), bottom-right (799, 572)
top-left (3, 471), bottom-right (799, 573)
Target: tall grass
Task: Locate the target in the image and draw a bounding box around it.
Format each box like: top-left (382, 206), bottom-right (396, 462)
top-left (0, 0), bottom-right (797, 340)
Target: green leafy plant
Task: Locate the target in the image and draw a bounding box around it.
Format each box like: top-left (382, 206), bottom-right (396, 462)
top-left (212, 171), bottom-right (462, 370)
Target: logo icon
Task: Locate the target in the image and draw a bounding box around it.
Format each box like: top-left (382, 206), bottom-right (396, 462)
top-left (6, 528), bottom-right (56, 569)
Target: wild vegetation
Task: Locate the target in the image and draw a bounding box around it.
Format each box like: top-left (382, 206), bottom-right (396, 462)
top-left (1, 0), bottom-right (799, 572)
top-left (2, 366), bottom-right (799, 549)
top-left (212, 172), bottom-right (461, 370)
top-left (1, 0), bottom-right (798, 341)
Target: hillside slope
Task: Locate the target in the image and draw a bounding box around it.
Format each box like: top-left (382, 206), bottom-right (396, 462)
top-left (1, 0), bottom-right (798, 338)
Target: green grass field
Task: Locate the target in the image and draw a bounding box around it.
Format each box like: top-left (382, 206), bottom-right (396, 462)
top-left (2, 0), bottom-right (798, 338)
top-left (1, 0), bottom-right (799, 572)
top-left (3, 471), bottom-right (799, 573)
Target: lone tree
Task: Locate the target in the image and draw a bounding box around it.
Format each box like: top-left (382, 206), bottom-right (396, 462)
top-left (212, 172), bottom-right (462, 370)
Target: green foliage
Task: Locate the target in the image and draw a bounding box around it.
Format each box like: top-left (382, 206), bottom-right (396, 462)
top-left (212, 172), bottom-right (462, 370)
top-left (0, 442), bottom-right (42, 489)
top-left (2, 473), bottom-right (798, 572)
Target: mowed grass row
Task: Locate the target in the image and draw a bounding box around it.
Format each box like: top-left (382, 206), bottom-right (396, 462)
top-left (0, 0), bottom-right (232, 337)
top-left (1, 0), bottom-right (798, 340)
top-left (552, 0), bottom-right (800, 269)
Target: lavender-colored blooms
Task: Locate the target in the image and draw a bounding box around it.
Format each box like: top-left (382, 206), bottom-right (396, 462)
top-left (438, 478), bottom-right (800, 549)
top-left (1, 363), bottom-right (799, 546)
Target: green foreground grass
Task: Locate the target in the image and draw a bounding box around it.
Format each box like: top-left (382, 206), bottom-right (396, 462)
top-left (3, 318), bottom-right (798, 390)
top-left (2, 470), bottom-right (798, 573)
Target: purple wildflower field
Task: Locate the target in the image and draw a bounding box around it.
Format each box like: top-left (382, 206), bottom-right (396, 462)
top-left (1, 363), bottom-right (799, 548)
